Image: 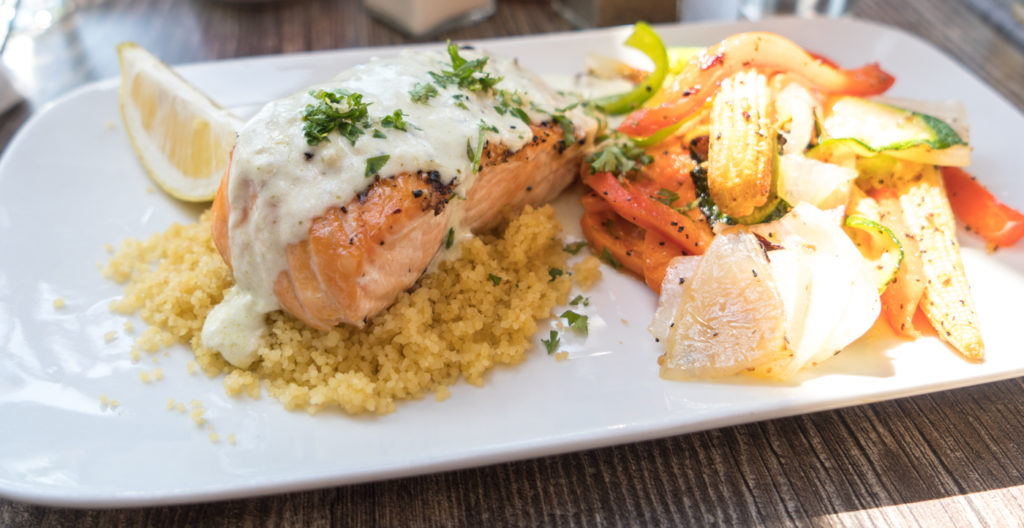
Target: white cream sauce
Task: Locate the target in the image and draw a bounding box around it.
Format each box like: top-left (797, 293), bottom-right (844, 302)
top-left (203, 48), bottom-right (588, 368)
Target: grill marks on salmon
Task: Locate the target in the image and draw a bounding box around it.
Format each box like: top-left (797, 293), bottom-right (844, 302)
top-left (211, 122), bottom-right (588, 330)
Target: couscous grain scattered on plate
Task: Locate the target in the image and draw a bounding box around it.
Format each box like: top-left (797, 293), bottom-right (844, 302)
top-left (571, 256), bottom-right (602, 291)
top-left (435, 386), bottom-right (450, 402)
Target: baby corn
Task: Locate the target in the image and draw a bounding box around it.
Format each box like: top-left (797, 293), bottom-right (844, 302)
top-left (894, 163), bottom-right (984, 360)
top-left (707, 70), bottom-right (775, 218)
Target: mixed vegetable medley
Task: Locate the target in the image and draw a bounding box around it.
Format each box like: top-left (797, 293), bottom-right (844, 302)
top-left (579, 23), bottom-right (1024, 380)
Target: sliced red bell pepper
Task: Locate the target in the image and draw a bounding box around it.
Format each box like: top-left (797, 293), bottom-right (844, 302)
top-left (584, 171), bottom-right (712, 255)
top-left (941, 166), bottom-right (1024, 249)
top-left (579, 208), bottom-right (645, 277)
top-left (642, 230), bottom-right (684, 294)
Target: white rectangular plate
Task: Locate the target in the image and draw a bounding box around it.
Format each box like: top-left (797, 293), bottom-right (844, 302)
top-left (2, 17), bottom-right (1023, 507)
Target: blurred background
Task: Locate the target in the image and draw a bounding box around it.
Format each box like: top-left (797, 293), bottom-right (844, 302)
top-left (0, 0), bottom-right (841, 111)
top-left (0, 0), bottom-right (1020, 121)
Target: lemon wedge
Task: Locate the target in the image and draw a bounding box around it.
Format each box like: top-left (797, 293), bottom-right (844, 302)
top-left (117, 42), bottom-right (242, 202)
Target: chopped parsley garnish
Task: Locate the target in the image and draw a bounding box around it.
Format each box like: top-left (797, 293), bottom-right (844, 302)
top-left (445, 228), bottom-right (455, 249)
top-left (542, 330), bottom-right (560, 354)
top-left (555, 100), bottom-right (583, 113)
top-left (409, 82), bottom-right (438, 104)
top-left (494, 90), bottom-right (532, 126)
top-left (656, 188), bottom-right (680, 207)
top-left (586, 141), bottom-right (653, 175)
top-left (675, 198), bottom-right (701, 213)
top-left (478, 120), bottom-right (498, 133)
top-left (365, 154), bottom-right (389, 178)
top-left (548, 268), bottom-right (564, 282)
top-left (467, 126), bottom-right (487, 173)
top-left (552, 114), bottom-right (575, 147)
top-left (488, 273), bottom-right (503, 286)
top-left (689, 165), bottom-right (729, 225)
top-left (569, 295), bottom-right (589, 307)
top-left (599, 247), bottom-right (622, 269)
top-left (381, 109), bottom-right (410, 131)
top-left (452, 93), bottom-right (469, 110)
top-left (496, 89), bottom-right (523, 107)
top-left (430, 41), bottom-right (502, 92)
top-left (563, 241), bottom-right (587, 255)
top-left (560, 310), bottom-right (589, 335)
top-left (603, 217), bottom-right (615, 235)
top-left (372, 129), bottom-right (387, 139)
top-left (508, 107), bottom-right (531, 126)
top-left (302, 89), bottom-right (370, 146)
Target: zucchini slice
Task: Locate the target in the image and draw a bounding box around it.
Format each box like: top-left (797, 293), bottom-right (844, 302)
top-left (821, 96), bottom-right (970, 167)
top-left (844, 214), bottom-right (904, 291)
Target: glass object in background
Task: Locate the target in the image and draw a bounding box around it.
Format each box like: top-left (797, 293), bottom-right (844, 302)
top-left (553, 0), bottom-right (676, 28)
top-left (739, 0), bottom-right (852, 19)
top-left (679, 0), bottom-right (741, 22)
top-left (364, 0), bottom-right (496, 38)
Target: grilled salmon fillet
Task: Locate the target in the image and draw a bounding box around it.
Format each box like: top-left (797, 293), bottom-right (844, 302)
top-left (211, 122), bottom-right (588, 330)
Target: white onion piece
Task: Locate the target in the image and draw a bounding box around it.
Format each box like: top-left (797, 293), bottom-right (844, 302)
top-left (649, 255), bottom-right (701, 342)
top-left (777, 153), bottom-right (857, 210)
top-left (748, 203), bottom-right (880, 379)
top-left (659, 232), bottom-right (788, 380)
top-left (649, 204), bottom-right (881, 381)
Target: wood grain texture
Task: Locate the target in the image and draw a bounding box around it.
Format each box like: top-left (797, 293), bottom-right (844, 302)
top-left (3, 0), bottom-right (1024, 525)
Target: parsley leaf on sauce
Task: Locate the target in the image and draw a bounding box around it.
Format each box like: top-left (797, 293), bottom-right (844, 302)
top-left (467, 126), bottom-right (486, 173)
top-left (494, 90), bottom-right (531, 126)
top-left (409, 82), bottom-right (438, 104)
top-left (302, 89), bottom-right (370, 146)
top-left (478, 120), bottom-right (499, 133)
top-left (381, 109), bottom-right (410, 131)
top-left (365, 154), bottom-right (389, 178)
top-left (431, 41), bottom-right (502, 93)
top-left (445, 228), bottom-right (455, 249)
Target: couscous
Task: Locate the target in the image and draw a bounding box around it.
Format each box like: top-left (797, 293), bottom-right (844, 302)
top-left (104, 205), bottom-right (596, 415)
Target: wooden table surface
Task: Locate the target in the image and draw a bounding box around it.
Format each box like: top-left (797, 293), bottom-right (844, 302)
top-left (2, 0), bottom-right (1024, 525)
